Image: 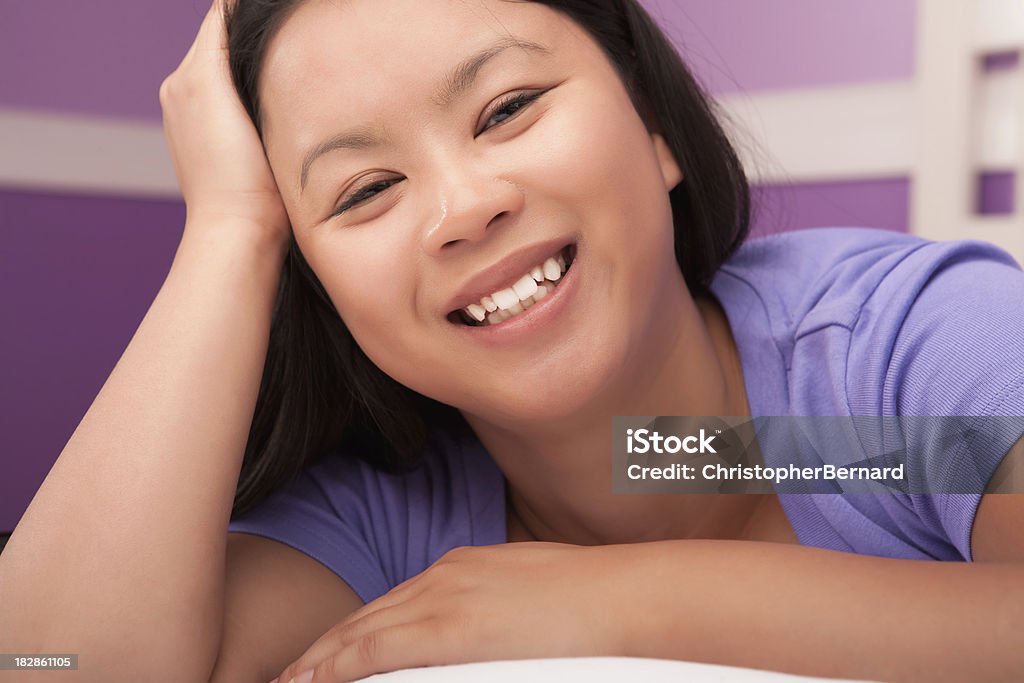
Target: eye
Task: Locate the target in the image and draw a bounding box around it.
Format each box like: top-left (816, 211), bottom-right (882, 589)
top-left (330, 90), bottom-right (548, 218)
top-left (479, 90), bottom-right (546, 134)
top-left (331, 177), bottom-right (401, 217)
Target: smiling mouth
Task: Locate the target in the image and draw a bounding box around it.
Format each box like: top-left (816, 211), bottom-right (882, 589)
top-left (448, 244), bottom-right (577, 327)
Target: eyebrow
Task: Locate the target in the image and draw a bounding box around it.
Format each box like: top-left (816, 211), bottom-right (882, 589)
top-left (299, 36), bottom-right (551, 193)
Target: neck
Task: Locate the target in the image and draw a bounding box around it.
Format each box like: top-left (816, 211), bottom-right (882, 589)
top-left (465, 290), bottom-right (757, 547)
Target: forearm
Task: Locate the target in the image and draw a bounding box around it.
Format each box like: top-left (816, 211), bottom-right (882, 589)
top-left (625, 540), bottom-right (1024, 682)
top-left (0, 225), bottom-right (286, 682)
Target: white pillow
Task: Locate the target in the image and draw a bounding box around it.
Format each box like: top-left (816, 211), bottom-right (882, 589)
top-left (358, 657), bottom-right (879, 682)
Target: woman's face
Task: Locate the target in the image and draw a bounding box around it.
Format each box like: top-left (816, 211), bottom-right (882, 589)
top-left (259, 0), bottom-right (684, 425)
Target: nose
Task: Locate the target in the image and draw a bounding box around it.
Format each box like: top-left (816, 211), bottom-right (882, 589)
top-left (421, 166), bottom-right (524, 256)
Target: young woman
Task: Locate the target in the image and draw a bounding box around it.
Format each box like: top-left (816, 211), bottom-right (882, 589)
top-left (2, 1), bottom-right (1022, 682)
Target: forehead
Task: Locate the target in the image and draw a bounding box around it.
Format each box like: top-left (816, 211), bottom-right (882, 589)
top-left (259, 0), bottom-right (582, 165)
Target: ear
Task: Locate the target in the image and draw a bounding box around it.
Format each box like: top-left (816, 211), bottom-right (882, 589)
top-left (651, 132), bottom-right (683, 192)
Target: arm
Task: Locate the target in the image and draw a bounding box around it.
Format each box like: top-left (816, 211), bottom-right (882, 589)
top-left (628, 440), bottom-right (1024, 683)
top-left (973, 436), bottom-right (1024, 562)
top-left (270, 445), bottom-right (1024, 683)
top-left (0, 226), bottom-right (284, 682)
top-left (273, 539), bottom-right (1024, 683)
top-left (0, 2), bottom-right (294, 680)
top-left (209, 534), bottom-right (365, 683)
top-left (625, 537), bottom-right (1023, 682)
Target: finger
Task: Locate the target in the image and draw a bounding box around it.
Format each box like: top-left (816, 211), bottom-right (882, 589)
top-left (328, 546), bottom-right (489, 631)
top-left (276, 554), bottom-right (476, 681)
top-left (276, 603), bottom-right (433, 683)
top-left (312, 619), bottom-right (453, 683)
top-left (178, 0), bottom-right (226, 66)
top-left (195, 0), bottom-right (229, 54)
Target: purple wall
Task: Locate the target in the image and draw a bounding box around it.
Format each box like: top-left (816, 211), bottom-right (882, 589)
top-left (0, 0), bottom-right (916, 118)
top-left (0, 0), bottom-right (921, 531)
top-left (1, 192), bottom-right (185, 529)
top-left (643, 0), bottom-right (916, 94)
top-left (0, 2), bottom-right (205, 121)
top-left (753, 179), bottom-right (910, 237)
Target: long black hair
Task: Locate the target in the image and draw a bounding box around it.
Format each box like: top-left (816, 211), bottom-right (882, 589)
top-left (225, 0), bottom-right (751, 516)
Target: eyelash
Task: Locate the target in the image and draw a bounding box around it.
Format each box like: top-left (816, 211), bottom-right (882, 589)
top-left (331, 90), bottom-right (546, 217)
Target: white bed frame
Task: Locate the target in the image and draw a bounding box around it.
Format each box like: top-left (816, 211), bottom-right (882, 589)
top-left (914, 0), bottom-right (1024, 260)
top-left (718, 0), bottom-right (1024, 263)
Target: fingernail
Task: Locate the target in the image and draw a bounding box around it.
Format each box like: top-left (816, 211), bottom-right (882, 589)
top-left (268, 679), bottom-right (278, 683)
top-left (293, 671), bottom-right (314, 683)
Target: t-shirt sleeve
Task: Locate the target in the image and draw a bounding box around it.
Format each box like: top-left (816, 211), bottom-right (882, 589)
top-left (227, 452), bottom-right (392, 604)
top-left (226, 431), bottom-right (509, 603)
top-left (884, 242), bottom-right (1024, 560)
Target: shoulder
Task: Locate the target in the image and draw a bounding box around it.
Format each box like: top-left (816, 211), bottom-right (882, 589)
top-left (863, 238), bottom-right (1024, 417)
top-left (710, 227), bottom-right (1024, 416)
top-left (713, 227), bottom-right (924, 290)
top-left (729, 229), bottom-right (1024, 560)
top-left (714, 226), bottom-right (1020, 336)
top-left (714, 227), bottom-right (1024, 399)
top-left (300, 428), bottom-right (501, 523)
top-left (228, 428), bottom-right (506, 602)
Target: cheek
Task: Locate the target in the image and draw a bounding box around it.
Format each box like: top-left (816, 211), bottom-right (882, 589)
top-left (302, 235), bottom-right (462, 401)
top-left (529, 86), bottom-right (666, 217)
top-left (527, 85), bottom-right (674, 257)
top-left (303, 234), bottom-right (415, 354)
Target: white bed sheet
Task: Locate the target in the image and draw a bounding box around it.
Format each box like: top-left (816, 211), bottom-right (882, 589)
top-left (358, 657), bottom-right (880, 682)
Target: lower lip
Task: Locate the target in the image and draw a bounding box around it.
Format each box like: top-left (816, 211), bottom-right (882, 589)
top-left (450, 249), bottom-right (581, 346)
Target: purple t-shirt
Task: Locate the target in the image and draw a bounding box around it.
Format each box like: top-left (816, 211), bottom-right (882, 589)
top-left (228, 227), bottom-right (1024, 603)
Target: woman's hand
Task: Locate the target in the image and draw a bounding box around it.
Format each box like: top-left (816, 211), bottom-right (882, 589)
top-left (159, 0), bottom-right (290, 246)
top-left (271, 542), bottom-right (649, 683)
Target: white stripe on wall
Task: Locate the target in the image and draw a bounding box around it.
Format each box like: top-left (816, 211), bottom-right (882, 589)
top-left (0, 108), bottom-right (179, 199)
top-left (0, 74), bottom-right (1020, 196)
top-left (976, 0), bottom-right (1024, 51)
top-left (719, 81), bottom-right (917, 184)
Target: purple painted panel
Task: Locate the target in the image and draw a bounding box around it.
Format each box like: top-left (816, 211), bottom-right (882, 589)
top-left (640, 0), bottom-right (917, 94)
top-left (982, 51), bottom-right (1020, 72)
top-left (743, 175), bottom-right (1014, 242)
top-left (0, 190), bottom-right (185, 531)
top-left (977, 172), bottom-right (1016, 215)
top-left (0, 2), bottom-right (206, 120)
top-left (1, 0), bottom-right (916, 121)
top-left (751, 178), bottom-right (910, 237)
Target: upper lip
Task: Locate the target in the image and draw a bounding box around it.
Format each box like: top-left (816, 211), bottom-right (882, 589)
top-left (443, 236), bottom-right (574, 316)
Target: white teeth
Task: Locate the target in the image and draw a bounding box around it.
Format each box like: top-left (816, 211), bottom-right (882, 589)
top-left (492, 288), bottom-right (520, 310)
top-left (542, 257), bottom-right (561, 282)
top-left (512, 274), bottom-right (539, 300)
top-left (459, 248), bottom-right (574, 325)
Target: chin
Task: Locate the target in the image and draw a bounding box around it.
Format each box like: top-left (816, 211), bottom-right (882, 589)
top-left (464, 343), bottom-right (635, 428)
